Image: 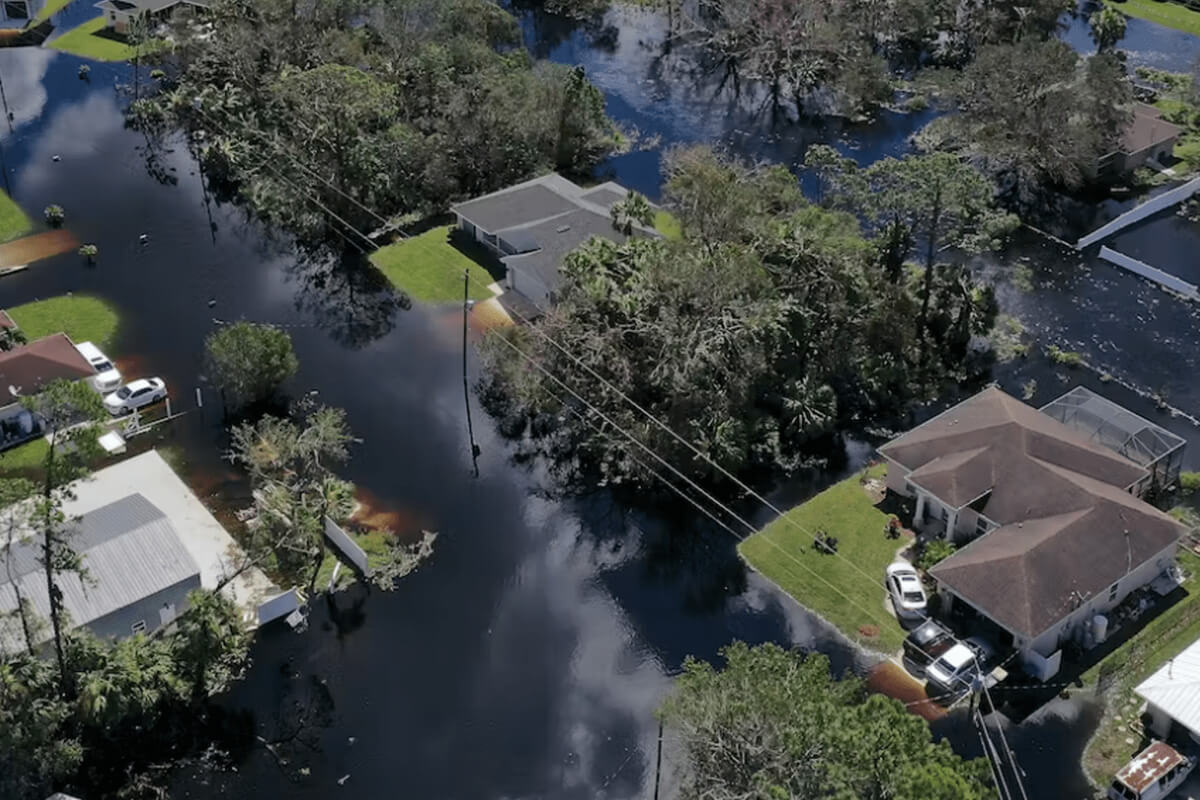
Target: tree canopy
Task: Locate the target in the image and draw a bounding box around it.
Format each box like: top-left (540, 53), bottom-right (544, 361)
top-left (143, 0), bottom-right (620, 242)
top-left (661, 642), bottom-right (995, 800)
top-left (205, 321), bottom-right (299, 408)
top-left (480, 147), bottom-right (1002, 489)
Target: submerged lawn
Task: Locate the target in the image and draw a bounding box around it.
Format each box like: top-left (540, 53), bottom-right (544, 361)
top-left (739, 464), bottom-right (907, 654)
top-left (31, 0), bottom-right (75, 24)
top-left (7, 294), bottom-right (119, 345)
top-left (0, 190), bottom-right (33, 244)
top-left (48, 16), bottom-right (167, 61)
top-left (370, 225), bottom-right (495, 304)
top-left (1105, 0), bottom-right (1200, 37)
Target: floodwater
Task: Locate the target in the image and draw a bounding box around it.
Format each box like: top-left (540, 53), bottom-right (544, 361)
top-left (0, 4), bottom-right (1196, 799)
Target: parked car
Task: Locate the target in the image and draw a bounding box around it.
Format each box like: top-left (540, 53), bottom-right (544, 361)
top-left (903, 619), bottom-right (957, 667)
top-left (74, 341), bottom-right (121, 393)
top-left (885, 561), bottom-right (928, 620)
top-left (103, 378), bottom-right (167, 416)
top-left (925, 636), bottom-right (996, 696)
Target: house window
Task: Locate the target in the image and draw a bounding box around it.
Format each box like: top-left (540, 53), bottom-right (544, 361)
top-left (131, 619), bottom-right (147, 634)
top-left (3, 1), bottom-right (29, 20)
top-left (1108, 582), bottom-right (1120, 602)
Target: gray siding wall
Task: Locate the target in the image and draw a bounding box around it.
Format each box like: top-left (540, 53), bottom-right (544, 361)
top-left (84, 574), bottom-right (200, 642)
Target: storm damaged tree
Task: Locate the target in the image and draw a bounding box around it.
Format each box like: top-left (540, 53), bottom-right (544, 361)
top-left (228, 405), bottom-right (356, 595)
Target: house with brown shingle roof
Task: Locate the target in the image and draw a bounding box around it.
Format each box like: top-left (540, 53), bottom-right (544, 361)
top-left (879, 386), bottom-right (1187, 680)
top-left (0, 332), bottom-right (97, 451)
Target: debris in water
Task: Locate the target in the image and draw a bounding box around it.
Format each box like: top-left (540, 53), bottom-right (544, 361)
top-left (338, 774), bottom-right (350, 786)
top-left (51, 154), bottom-right (60, 162)
top-left (207, 298), bottom-right (216, 308)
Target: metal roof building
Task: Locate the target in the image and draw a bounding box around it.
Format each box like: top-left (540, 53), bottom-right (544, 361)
top-left (0, 493), bottom-right (201, 653)
top-left (1136, 636), bottom-right (1200, 741)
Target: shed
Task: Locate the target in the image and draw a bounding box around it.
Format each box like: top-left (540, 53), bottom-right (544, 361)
top-left (1136, 636), bottom-right (1200, 741)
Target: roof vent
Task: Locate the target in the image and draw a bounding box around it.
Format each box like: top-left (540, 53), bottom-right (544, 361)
top-left (556, 225), bottom-right (571, 234)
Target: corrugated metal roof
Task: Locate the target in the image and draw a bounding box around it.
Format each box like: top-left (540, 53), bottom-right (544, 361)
top-left (0, 493), bottom-right (200, 651)
top-left (1135, 637), bottom-right (1200, 735)
top-left (1115, 740), bottom-right (1187, 792)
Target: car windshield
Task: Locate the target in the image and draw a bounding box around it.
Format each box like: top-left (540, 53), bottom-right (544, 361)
top-left (95, 360), bottom-right (114, 372)
top-left (116, 387), bottom-right (132, 399)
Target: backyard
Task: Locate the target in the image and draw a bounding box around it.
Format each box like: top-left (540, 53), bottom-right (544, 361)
top-left (738, 463), bottom-right (910, 654)
top-left (49, 16), bottom-right (167, 61)
top-left (370, 225), bottom-right (497, 304)
top-left (31, 0), bottom-right (74, 25)
top-left (1082, 542), bottom-right (1200, 784)
top-left (7, 293), bottom-right (119, 344)
top-left (0, 190), bottom-right (32, 243)
top-left (1106, 0), bottom-right (1200, 36)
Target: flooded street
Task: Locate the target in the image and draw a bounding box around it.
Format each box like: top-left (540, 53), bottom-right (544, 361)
top-left (0, 3), bottom-right (1198, 798)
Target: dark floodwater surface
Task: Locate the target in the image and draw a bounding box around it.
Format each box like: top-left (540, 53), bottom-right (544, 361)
top-left (0, 5), bottom-right (1197, 799)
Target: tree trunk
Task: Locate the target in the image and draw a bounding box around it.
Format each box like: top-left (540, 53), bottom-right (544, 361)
top-left (917, 186), bottom-right (943, 370)
top-left (41, 436), bottom-right (69, 697)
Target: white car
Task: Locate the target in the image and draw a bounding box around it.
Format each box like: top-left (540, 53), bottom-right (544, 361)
top-left (885, 561), bottom-right (928, 620)
top-left (75, 341), bottom-right (121, 393)
top-left (104, 378), bottom-right (167, 416)
top-left (926, 636), bottom-right (996, 696)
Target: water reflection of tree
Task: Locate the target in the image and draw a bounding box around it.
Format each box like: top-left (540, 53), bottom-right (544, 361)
top-left (504, 0), bottom-right (620, 58)
top-left (257, 670), bottom-right (336, 781)
top-left (286, 246), bottom-right (408, 349)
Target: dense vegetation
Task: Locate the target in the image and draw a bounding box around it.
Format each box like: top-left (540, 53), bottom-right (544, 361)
top-left (480, 147), bottom-right (1008, 488)
top-left (660, 642), bottom-right (995, 799)
top-left (138, 0), bottom-right (620, 241)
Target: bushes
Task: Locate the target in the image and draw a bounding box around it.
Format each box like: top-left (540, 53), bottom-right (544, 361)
top-left (1182, 471), bottom-right (1200, 496)
top-left (917, 538), bottom-right (956, 571)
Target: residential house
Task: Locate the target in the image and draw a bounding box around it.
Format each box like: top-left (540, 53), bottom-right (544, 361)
top-left (94, 0), bottom-right (208, 33)
top-left (1136, 635), bottom-right (1200, 743)
top-left (0, 493), bottom-right (202, 653)
top-left (0, 0), bottom-right (44, 28)
top-left (451, 173), bottom-right (658, 310)
top-left (0, 332), bottom-right (97, 451)
top-left (879, 386), bottom-right (1187, 680)
top-left (1096, 103), bottom-right (1182, 178)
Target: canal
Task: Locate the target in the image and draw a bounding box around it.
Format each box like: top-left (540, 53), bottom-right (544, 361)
top-left (0, 4), bottom-right (1197, 798)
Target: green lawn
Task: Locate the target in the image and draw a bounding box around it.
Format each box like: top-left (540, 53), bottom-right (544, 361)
top-left (7, 294), bottom-right (119, 345)
top-left (1082, 548), bottom-right (1200, 781)
top-left (739, 464), bottom-right (908, 654)
top-left (314, 528), bottom-right (395, 592)
top-left (48, 16), bottom-right (167, 61)
top-left (31, 0), bottom-right (75, 25)
top-left (1105, 0), bottom-right (1200, 37)
top-left (369, 225), bottom-right (496, 304)
top-left (652, 209), bottom-right (683, 240)
top-left (0, 190), bottom-right (32, 244)
top-left (0, 437), bottom-right (49, 475)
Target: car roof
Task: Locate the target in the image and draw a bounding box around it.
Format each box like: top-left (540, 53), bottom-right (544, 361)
top-left (938, 643), bottom-right (976, 669)
top-left (124, 379), bottom-right (153, 390)
top-left (897, 573), bottom-right (922, 587)
top-left (74, 341), bottom-right (105, 359)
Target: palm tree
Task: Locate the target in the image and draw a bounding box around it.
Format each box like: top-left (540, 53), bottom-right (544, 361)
top-left (610, 191), bottom-right (654, 235)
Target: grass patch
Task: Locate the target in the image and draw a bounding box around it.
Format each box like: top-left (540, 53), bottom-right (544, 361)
top-left (1082, 548), bottom-right (1200, 782)
top-left (370, 225), bottom-right (496, 304)
top-left (7, 294), bottom-right (119, 345)
top-left (0, 437), bottom-right (49, 476)
top-left (31, 0), bottom-right (75, 24)
top-left (652, 209), bottom-right (683, 240)
top-left (1105, 0), bottom-right (1200, 36)
top-left (0, 190), bottom-right (33, 244)
top-left (739, 464), bottom-right (907, 654)
top-left (48, 16), bottom-right (167, 62)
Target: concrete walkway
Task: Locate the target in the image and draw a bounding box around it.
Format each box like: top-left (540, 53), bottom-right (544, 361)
top-left (61, 449), bottom-right (276, 620)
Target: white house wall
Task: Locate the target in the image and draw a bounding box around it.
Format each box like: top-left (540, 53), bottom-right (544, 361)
top-left (884, 458), bottom-right (909, 495)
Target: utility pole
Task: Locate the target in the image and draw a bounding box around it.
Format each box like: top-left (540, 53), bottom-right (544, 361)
top-left (462, 269), bottom-right (480, 477)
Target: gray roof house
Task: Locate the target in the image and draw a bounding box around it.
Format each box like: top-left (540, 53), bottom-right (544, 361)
top-left (879, 386), bottom-right (1187, 681)
top-left (451, 173), bottom-right (658, 310)
top-left (0, 493), bottom-right (201, 653)
top-left (94, 0), bottom-right (209, 33)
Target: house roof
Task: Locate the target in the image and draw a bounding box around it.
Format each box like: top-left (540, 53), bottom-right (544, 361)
top-left (0, 333), bottom-right (95, 401)
top-left (1114, 741), bottom-right (1188, 793)
top-left (452, 174), bottom-right (656, 297)
top-left (0, 493), bottom-right (200, 652)
top-left (500, 208), bottom-right (636, 290)
top-left (885, 386), bottom-right (1185, 639)
top-left (1122, 103), bottom-right (1182, 155)
top-left (1135, 637), bottom-right (1200, 737)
